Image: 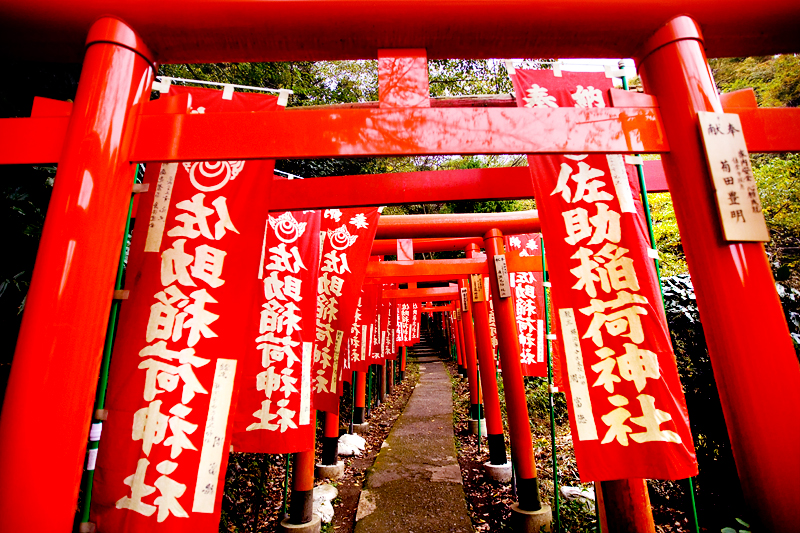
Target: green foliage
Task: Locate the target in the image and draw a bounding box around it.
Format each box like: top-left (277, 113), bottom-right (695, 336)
top-left (647, 190), bottom-right (687, 275)
top-left (709, 55), bottom-right (800, 108)
top-left (523, 376), bottom-right (568, 424)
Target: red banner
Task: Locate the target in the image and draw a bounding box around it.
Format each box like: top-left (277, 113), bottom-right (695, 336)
top-left (511, 69), bottom-right (697, 481)
top-left (314, 208), bottom-right (380, 413)
top-left (350, 285), bottom-right (378, 372)
top-left (91, 87), bottom-right (279, 530)
top-left (395, 300), bottom-right (420, 346)
top-left (384, 296), bottom-right (398, 361)
top-left (231, 210), bottom-right (321, 454)
top-left (505, 233), bottom-right (547, 377)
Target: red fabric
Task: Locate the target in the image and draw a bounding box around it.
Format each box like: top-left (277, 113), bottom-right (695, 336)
top-left (505, 233), bottom-right (547, 377)
top-left (92, 87), bottom-right (278, 531)
top-left (314, 208), bottom-right (380, 413)
top-left (231, 210), bottom-right (321, 453)
top-left (511, 70), bottom-right (697, 481)
top-left (350, 285), bottom-right (379, 372)
top-left (395, 300), bottom-right (421, 346)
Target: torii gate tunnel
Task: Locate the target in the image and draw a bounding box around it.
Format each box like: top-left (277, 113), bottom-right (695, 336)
top-left (1, 2), bottom-right (800, 532)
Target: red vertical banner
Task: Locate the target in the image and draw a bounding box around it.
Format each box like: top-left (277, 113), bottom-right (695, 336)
top-left (231, 210), bottom-right (321, 454)
top-left (505, 233), bottom-right (547, 377)
top-left (350, 285), bottom-right (378, 372)
top-left (314, 208), bottom-right (380, 413)
top-left (368, 286), bottom-right (386, 365)
top-left (91, 88), bottom-right (279, 531)
top-left (395, 300), bottom-right (420, 346)
top-left (385, 297), bottom-right (398, 361)
top-left (510, 70), bottom-right (697, 481)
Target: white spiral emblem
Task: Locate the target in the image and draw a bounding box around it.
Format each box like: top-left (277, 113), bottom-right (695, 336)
top-left (327, 225), bottom-right (358, 250)
top-left (182, 160), bottom-right (245, 192)
top-left (269, 212), bottom-right (307, 244)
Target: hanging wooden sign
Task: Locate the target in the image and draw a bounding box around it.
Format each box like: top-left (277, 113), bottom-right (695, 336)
top-left (697, 111), bottom-right (769, 242)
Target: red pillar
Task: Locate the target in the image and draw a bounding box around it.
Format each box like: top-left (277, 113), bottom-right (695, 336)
top-left (400, 345), bottom-right (407, 374)
top-left (0, 18), bottom-right (154, 531)
top-left (467, 244), bottom-right (508, 464)
top-left (289, 444), bottom-right (317, 524)
top-left (459, 278), bottom-right (483, 420)
top-left (597, 479), bottom-right (656, 533)
top-left (354, 370), bottom-right (367, 424)
top-left (321, 410), bottom-right (340, 466)
top-left (456, 312), bottom-right (467, 375)
top-left (637, 16), bottom-right (800, 531)
top-left (484, 229), bottom-right (542, 511)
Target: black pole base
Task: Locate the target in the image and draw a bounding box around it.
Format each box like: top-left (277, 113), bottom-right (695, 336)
top-left (469, 403), bottom-right (483, 420)
top-left (458, 365), bottom-right (467, 377)
top-left (321, 435), bottom-right (338, 465)
top-left (516, 476), bottom-right (543, 512)
top-left (288, 488), bottom-right (314, 524)
top-left (399, 371), bottom-right (405, 381)
top-left (487, 433), bottom-right (508, 465)
top-left (353, 407), bottom-right (365, 425)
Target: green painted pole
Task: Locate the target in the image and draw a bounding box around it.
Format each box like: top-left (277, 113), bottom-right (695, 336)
top-left (78, 178), bottom-right (137, 526)
top-left (541, 239), bottom-right (561, 533)
top-left (619, 63), bottom-right (699, 533)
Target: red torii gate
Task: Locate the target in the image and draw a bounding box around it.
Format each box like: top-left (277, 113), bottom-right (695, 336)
top-left (0, 2), bottom-right (799, 532)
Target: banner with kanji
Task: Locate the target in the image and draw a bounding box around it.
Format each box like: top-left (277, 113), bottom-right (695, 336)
top-left (384, 295), bottom-right (398, 361)
top-left (395, 300), bottom-right (420, 346)
top-left (314, 208), bottom-right (380, 413)
top-left (91, 87), bottom-right (280, 531)
top-left (505, 233), bottom-right (547, 377)
top-left (350, 285), bottom-right (379, 373)
top-left (231, 210), bottom-right (321, 454)
top-left (511, 69), bottom-right (697, 481)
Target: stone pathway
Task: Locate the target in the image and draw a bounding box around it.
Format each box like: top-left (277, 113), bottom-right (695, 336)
top-left (354, 340), bottom-right (473, 533)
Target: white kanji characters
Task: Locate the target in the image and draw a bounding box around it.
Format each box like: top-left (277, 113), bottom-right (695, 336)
top-left (571, 85), bottom-right (605, 108)
top-left (523, 84), bottom-right (558, 108)
top-left (321, 250), bottom-right (351, 275)
top-left (247, 399), bottom-right (279, 431)
top-left (161, 239), bottom-right (196, 287)
top-left (616, 343), bottom-right (660, 392)
top-left (139, 341), bottom-right (210, 368)
top-left (116, 458), bottom-right (157, 516)
top-left (132, 400), bottom-right (168, 455)
top-left (508, 236), bottom-right (522, 248)
top-left (552, 160), bottom-right (612, 204)
top-left (600, 395), bottom-right (633, 446)
top-left (256, 366), bottom-right (282, 399)
top-left (349, 213), bottom-right (369, 229)
top-left (278, 367), bottom-right (298, 397)
top-left (169, 193), bottom-right (215, 240)
top-left (260, 300), bottom-right (302, 336)
top-left (629, 394), bottom-right (682, 444)
top-left (191, 244), bottom-right (226, 288)
top-left (263, 271), bottom-right (286, 301)
top-left (591, 347), bottom-right (621, 393)
top-left (315, 344), bottom-right (332, 368)
top-left (153, 460), bottom-right (189, 522)
top-left (138, 359), bottom-right (208, 404)
top-left (164, 403), bottom-right (198, 458)
top-left (146, 285), bottom-right (189, 343)
top-left (183, 289), bottom-right (219, 347)
top-left (275, 398), bottom-right (297, 432)
top-left (570, 247), bottom-right (602, 297)
top-left (580, 292), bottom-right (649, 348)
top-left (592, 243), bottom-right (639, 292)
top-left (317, 293), bottom-right (339, 322)
top-left (316, 322), bottom-right (334, 347)
top-left (266, 243), bottom-right (306, 274)
top-left (318, 272), bottom-right (345, 298)
top-left (314, 369), bottom-right (330, 393)
top-left (283, 275), bottom-right (303, 302)
top-left (324, 209), bottom-right (342, 222)
top-left (588, 204), bottom-right (622, 245)
top-left (255, 332), bottom-right (300, 368)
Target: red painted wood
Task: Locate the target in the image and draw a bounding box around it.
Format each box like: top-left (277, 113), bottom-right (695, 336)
top-left (638, 16), bottom-right (800, 531)
top-left (2, 1), bottom-right (798, 62)
top-left (129, 106), bottom-right (668, 162)
top-left (0, 18), bottom-right (155, 532)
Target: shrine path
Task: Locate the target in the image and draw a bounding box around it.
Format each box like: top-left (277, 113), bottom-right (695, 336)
top-left (353, 339), bottom-right (474, 533)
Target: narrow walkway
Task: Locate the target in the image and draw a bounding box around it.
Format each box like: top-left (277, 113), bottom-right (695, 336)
top-left (354, 337), bottom-right (474, 533)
